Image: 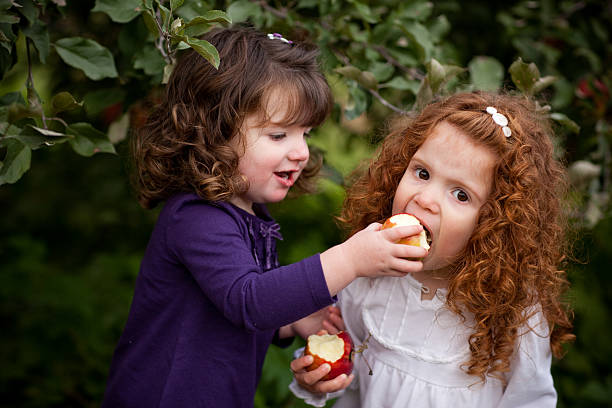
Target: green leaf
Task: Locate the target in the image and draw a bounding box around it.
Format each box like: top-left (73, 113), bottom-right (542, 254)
top-left (184, 11), bottom-right (232, 30)
top-left (170, 0), bottom-right (184, 10)
top-left (201, 9), bottom-right (232, 24)
top-left (426, 58), bottom-right (445, 93)
top-left (170, 17), bottom-right (183, 35)
top-left (550, 112), bottom-right (580, 134)
top-left (0, 138), bottom-right (31, 185)
top-left (381, 76), bottom-right (420, 93)
top-left (0, 1), bottom-right (16, 11)
top-left (174, 0), bottom-right (208, 20)
top-left (22, 20), bottom-right (49, 63)
top-left (335, 66), bottom-right (378, 90)
top-left (369, 61), bottom-right (394, 82)
top-left (350, 1), bottom-right (378, 24)
top-left (28, 125), bottom-right (66, 138)
top-left (66, 122), bottom-right (116, 157)
top-left (55, 37), bottom-right (118, 80)
top-left (50, 91), bottom-right (82, 115)
top-left (133, 44), bottom-right (166, 76)
top-left (401, 22), bottom-right (434, 63)
top-left (227, 0), bottom-right (260, 23)
top-left (468, 56), bottom-right (504, 91)
top-left (508, 57), bottom-right (540, 95)
top-left (162, 62), bottom-right (175, 84)
top-left (140, 0), bottom-right (153, 11)
top-left (344, 82), bottom-right (367, 120)
top-left (9, 124), bottom-right (68, 149)
top-left (185, 37), bottom-right (219, 69)
top-left (0, 11), bottom-right (19, 24)
top-left (141, 10), bottom-right (160, 37)
top-left (92, 0), bottom-right (140, 23)
top-left (158, 4), bottom-right (171, 29)
top-left (7, 101), bottom-right (40, 123)
top-left (414, 77), bottom-right (433, 110)
top-left (16, 0), bottom-right (38, 25)
top-left (533, 75), bottom-right (557, 94)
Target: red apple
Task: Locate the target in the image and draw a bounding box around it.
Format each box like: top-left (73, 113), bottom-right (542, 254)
top-left (382, 213), bottom-right (431, 250)
top-left (305, 331), bottom-right (354, 380)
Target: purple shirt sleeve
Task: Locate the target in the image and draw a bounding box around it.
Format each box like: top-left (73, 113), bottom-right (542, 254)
top-left (166, 197), bottom-right (333, 330)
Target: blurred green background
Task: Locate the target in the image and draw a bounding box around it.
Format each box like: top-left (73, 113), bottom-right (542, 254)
top-left (1, 0), bottom-right (611, 407)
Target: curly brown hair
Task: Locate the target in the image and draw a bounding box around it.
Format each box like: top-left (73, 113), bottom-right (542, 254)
top-left (131, 26), bottom-right (333, 209)
top-left (341, 91), bottom-right (574, 382)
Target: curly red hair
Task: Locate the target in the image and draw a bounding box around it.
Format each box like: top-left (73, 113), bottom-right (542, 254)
top-left (341, 91), bottom-right (574, 382)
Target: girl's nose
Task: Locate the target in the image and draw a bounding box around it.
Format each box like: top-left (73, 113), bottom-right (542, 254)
top-left (288, 137), bottom-right (309, 163)
top-left (414, 187), bottom-right (441, 213)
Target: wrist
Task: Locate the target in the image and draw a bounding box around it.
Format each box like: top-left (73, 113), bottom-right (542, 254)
top-left (320, 244), bottom-right (357, 296)
top-left (278, 324), bottom-right (295, 339)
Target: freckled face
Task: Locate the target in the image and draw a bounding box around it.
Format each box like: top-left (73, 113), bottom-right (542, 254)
top-left (229, 91), bottom-right (311, 214)
top-left (392, 121), bottom-right (497, 272)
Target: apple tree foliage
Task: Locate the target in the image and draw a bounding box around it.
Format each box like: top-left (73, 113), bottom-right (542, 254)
top-left (0, 0), bottom-right (611, 407)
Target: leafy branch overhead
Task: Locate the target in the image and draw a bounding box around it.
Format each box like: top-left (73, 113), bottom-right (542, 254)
top-left (0, 0), bottom-right (230, 186)
top-left (0, 0), bottom-right (608, 228)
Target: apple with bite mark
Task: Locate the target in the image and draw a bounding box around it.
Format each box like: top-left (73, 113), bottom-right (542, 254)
top-left (305, 331), bottom-right (354, 380)
top-left (382, 213), bottom-right (431, 250)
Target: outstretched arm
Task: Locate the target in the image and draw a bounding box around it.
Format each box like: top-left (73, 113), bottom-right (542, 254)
top-left (320, 222), bottom-right (427, 296)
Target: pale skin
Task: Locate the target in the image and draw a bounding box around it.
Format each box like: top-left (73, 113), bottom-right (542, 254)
top-left (291, 121), bottom-right (497, 393)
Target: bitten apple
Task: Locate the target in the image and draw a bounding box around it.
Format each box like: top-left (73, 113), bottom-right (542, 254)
top-left (382, 213), bottom-right (431, 250)
top-left (305, 331), bottom-right (354, 380)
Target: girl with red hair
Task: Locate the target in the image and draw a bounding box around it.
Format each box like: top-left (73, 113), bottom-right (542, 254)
top-left (291, 91), bottom-right (574, 407)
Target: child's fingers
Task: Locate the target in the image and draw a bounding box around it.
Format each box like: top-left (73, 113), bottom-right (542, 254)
top-left (323, 307), bottom-right (345, 332)
top-left (290, 354), bottom-right (314, 372)
top-left (394, 243), bottom-right (428, 259)
top-left (295, 363), bottom-right (331, 386)
top-left (310, 373), bottom-right (355, 394)
top-left (381, 225), bottom-right (424, 242)
top-left (364, 222), bottom-right (382, 231)
top-left (322, 319), bottom-right (341, 334)
top-left (327, 305), bottom-right (342, 316)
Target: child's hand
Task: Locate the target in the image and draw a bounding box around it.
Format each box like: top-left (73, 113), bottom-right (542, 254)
top-left (290, 305), bottom-right (345, 339)
top-left (322, 305), bottom-right (344, 334)
top-left (290, 353), bottom-right (354, 394)
top-left (320, 222), bottom-right (427, 295)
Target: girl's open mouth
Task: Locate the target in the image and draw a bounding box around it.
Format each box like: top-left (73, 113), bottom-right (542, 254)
top-left (274, 171), bottom-right (296, 186)
top-left (422, 225), bottom-right (433, 247)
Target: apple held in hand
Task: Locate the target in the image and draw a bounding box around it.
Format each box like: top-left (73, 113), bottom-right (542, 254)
top-left (382, 213), bottom-right (431, 250)
top-left (305, 331), bottom-right (354, 380)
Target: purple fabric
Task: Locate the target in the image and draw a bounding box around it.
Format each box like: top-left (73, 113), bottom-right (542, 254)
top-left (102, 193), bottom-right (333, 407)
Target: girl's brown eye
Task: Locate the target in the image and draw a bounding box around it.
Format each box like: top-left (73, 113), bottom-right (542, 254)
top-left (416, 168), bottom-right (429, 180)
top-left (453, 189), bottom-right (469, 202)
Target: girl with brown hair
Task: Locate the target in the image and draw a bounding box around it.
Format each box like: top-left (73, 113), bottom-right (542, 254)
top-left (102, 26), bottom-right (426, 407)
top-left (291, 91), bottom-right (574, 407)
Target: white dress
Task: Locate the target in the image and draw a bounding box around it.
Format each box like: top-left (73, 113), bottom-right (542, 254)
top-left (290, 275), bottom-right (557, 408)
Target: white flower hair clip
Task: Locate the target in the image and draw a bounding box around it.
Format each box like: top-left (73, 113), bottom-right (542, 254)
top-left (267, 32), bottom-right (293, 44)
top-left (486, 106), bottom-right (512, 137)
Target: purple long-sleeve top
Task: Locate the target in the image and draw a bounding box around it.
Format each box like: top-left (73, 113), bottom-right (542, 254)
top-left (102, 193), bottom-right (334, 407)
